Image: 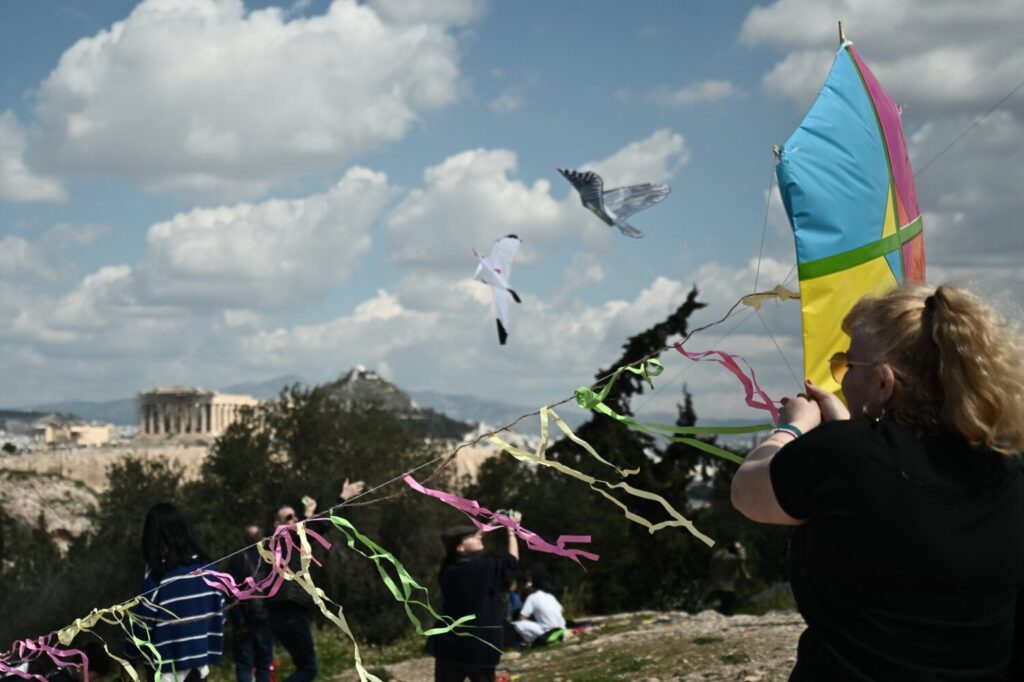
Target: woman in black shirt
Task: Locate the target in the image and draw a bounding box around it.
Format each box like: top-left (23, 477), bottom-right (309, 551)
top-left (732, 284), bottom-right (1024, 681)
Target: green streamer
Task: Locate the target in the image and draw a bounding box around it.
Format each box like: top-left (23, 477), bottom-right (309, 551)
top-left (327, 515), bottom-right (492, 646)
top-left (576, 359), bottom-right (771, 465)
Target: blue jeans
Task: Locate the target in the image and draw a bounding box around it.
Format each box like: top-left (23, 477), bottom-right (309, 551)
top-left (268, 609), bottom-right (318, 682)
top-left (234, 621), bottom-right (273, 682)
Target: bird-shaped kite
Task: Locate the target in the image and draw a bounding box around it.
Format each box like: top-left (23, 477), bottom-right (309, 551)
top-left (557, 168), bottom-right (670, 238)
top-left (473, 234), bottom-right (522, 345)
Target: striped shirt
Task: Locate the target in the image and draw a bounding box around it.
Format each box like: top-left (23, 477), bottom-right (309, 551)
top-left (129, 560), bottom-right (226, 676)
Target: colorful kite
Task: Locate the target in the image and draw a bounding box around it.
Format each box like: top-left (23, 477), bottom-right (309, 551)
top-left (473, 234), bottom-right (521, 345)
top-left (776, 37), bottom-right (925, 392)
top-left (558, 168), bottom-right (670, 239)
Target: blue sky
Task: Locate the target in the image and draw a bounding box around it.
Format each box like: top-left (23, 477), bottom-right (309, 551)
top-left (1, 0), bottom-right (1022, 422)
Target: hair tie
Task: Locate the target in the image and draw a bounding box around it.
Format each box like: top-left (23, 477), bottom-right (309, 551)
top-left (923, 294), bottom-right (936, 312)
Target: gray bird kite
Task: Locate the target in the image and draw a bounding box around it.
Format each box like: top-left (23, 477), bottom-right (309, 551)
top-left (557, 167), bottom-right (670, 239)
top-left (473, 234), bottom-right (521, 345)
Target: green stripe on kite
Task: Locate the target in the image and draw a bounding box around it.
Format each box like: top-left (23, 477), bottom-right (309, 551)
top-left (798, 217), bottom-right (922, 280)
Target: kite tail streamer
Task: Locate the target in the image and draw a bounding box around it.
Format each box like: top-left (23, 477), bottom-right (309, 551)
top-left (672, 343), bottom-right (781, 424)
top-left (402, 475), bottom-right (599, 565)
top-left (50, 597), bottom-right (177, 682)
top-left (255, 523), bottom-right (382, 682)
top-left (488, 407), bottom-right (714, 546)
top-left (327, 514), bottom-right (500, 650)
top-left (200, 523), bottom-right (302, 601)
top-left (0, 636), bottom-right (88, 682)
top-left (575, 359), bottom-right (771, 465)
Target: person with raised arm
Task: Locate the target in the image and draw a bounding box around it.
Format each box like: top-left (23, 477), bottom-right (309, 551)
top-left (732, 284), bottom-right (1024, 680)
top-left (428, 511), bottom-right (521, 682)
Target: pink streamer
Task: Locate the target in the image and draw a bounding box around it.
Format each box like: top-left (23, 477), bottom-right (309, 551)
top-left (200, 522), bottom-right (332, 601)
top-left (403, 474), bottom-right (599, 566)
top-left (673, 343), bottom-right (781, 424)
top-left (0, 635), bottom-right (88, 682)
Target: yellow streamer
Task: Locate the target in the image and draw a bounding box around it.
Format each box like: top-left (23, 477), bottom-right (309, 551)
top-left (489, 407), bottom-right (714, 546)
top-left (55, 596), bottom-right (178, 682)
top-left (741, 284), bottom-right (800, 311)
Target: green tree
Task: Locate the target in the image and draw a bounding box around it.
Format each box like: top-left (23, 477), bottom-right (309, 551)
top-left (470, 286), bottom-right (789, 615)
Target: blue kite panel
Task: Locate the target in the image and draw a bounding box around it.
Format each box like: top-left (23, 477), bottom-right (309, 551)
top-left (776, 46), bottom-right (890, 264)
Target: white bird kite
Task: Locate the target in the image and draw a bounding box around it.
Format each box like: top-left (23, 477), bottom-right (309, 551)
top-left (473, 234), bottom-right (522, 345)
top-left (557, 167), bottom-right (670, 239)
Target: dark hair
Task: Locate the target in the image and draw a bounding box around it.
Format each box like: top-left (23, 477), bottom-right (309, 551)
top-left (141, 503), bottom-right (208, 578)
top-left (440, 524), bottom-right (478, 557)
top-left (527, 563), bottom-right (551, 592)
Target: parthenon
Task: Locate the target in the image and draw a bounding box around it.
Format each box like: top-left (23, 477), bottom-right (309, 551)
top-left (137, 386), bottom-right (258, 437)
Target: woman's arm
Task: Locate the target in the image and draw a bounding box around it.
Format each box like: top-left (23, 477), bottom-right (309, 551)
top-left (731, 432), bottom-right (806, 525)
top-left (731, 390), bottom-right (822, 525)
top-left (507, 510), bottom-right (521, 560)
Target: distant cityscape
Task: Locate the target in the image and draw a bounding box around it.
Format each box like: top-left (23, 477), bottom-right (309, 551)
top-left (0, 367), bottom-right (764, 456)
top-left (0, 385), bottom-right (260, 453)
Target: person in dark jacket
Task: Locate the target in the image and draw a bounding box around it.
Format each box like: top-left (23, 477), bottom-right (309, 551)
top-left (265, 478), bottom-right (364, 682)
top-left (428, 514), bottom-right (520, 682)
top-left (228, 524), bottom-right (273, 682)
top-left (131, 503), bottom-right (225, 682)
top-left (265, 504), bottom-right (318, 682)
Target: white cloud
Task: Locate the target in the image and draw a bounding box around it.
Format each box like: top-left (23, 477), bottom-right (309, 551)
top-left (26, 0), bottom-right (472, 200)
top-left (648, 80), bottom-right (741, 107)
top-left (580, 129), bottom-right (690, 186)
top-left (0, 111), bottom-right (66, 203)
top-left (385, 148), bottom-right (566, 269)
top-left (554, 252), bottom-right (606, 299)
top-left (141, 167), bottom-right (389, 308)
top-left (0, 236), bottom-right (51, 282)
top-left (384, 130), bottom-right (691, 272)
top-left (39, 222), bottom-right (110, 251)
top-left (223, 309), bottom-right (262, 329)
top-left (489, 87), bottom-right (526, 113)
top-left (368, 0), bottom-right (485, 26)
top-left (741, 0), bottom-right (1024, 112)
top-left (238, 289), bottom-right (439, 379)
top-left (2, 264), bottom-right (189, 352)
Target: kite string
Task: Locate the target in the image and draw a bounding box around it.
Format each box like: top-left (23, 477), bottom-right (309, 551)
top-left (754, 308), bottom-right (803, 390)
top-left (753, 162), bottom-right (778, 292)
top-left (914, 75), bottom-right (1024, 178)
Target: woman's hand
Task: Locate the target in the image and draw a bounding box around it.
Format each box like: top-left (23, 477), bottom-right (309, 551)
top-left (804, 379), bottom-right (851, 422)
top-left (778, 391), bottom-right (822, 434)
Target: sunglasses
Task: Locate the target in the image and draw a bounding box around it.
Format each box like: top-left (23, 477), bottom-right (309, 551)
top-left (828, 351), bottom-right (875, 383)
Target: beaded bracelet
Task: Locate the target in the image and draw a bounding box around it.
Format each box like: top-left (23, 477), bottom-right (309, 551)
top-left (771, 424), bottom-right (803, 440)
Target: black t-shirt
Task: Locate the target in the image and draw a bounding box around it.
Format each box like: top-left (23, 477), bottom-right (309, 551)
top-left (770, 419), bottom-right (1024, 681)
top-left (428, 552), bottom-right (517, 667)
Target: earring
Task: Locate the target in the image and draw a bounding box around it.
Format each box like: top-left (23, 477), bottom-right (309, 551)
top-left (861, 403), bottom-right (886, 422)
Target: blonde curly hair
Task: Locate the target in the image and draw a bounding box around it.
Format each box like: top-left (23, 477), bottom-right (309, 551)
top-left (843, 283), bottom-right (1024, 455)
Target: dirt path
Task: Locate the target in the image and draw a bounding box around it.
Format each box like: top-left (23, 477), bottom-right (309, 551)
top-left (339, 610), bottom-right (805, 682)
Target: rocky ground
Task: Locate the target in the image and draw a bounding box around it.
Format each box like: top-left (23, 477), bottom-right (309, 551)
top-left (0, 470), bottom-right (97, 546)
top-left (338, 610), bottom-right (805, 682)
top-left (0, 445), bottom-right (208, 491)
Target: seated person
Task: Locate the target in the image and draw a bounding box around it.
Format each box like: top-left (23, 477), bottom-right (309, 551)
top-left (511, 568), bottom-right (566, 646)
